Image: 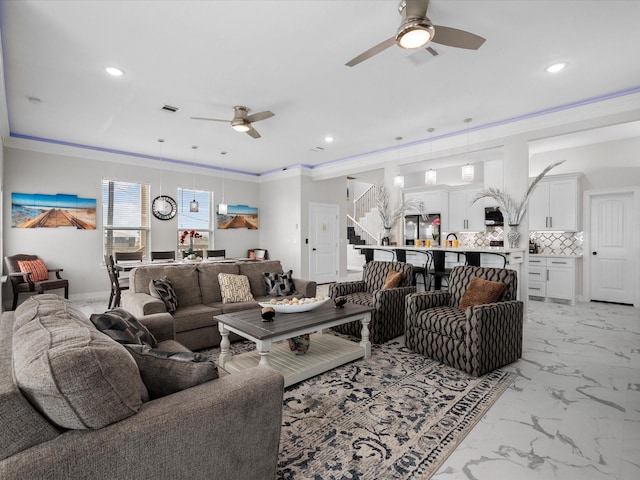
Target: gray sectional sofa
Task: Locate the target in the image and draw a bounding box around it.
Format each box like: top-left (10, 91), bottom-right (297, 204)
top-left (122, 259), bottom-right (317, 350)
top-left (0, 294), bottom-right (284, 479)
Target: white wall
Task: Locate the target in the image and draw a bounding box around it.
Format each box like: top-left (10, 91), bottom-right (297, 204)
top-left (529, 136), bottom-right (640, 190)
top-left (2, 147), bottom-right (259, 302)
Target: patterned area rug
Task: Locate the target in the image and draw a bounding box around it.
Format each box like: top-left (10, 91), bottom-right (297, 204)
top-left (203, 339), bottom-right (515, 480)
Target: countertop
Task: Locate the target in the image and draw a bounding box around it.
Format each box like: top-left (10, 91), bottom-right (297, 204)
top-left (529, 253), bottom-right (583, 259)
top-left (358, 245), bottom-right (526, 255)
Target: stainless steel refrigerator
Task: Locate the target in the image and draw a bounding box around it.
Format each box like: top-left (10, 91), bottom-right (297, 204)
top-left (404, 213), bottom-right (440, 245)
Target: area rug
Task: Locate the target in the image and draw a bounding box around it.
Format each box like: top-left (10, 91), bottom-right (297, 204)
top-left (203, 339), bottom-right (514, 480)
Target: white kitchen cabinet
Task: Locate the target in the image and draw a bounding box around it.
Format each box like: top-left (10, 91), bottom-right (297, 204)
top-left (529, 174), bottom-right (581, 231)
top-left (528, 256), bottom-right (576, 304)
top-left (449, 187), bottom-right (484, 232)
top-left (403, 189), bottom-right (448, 216)
top-left (483, 160), bottom-right (504, 208)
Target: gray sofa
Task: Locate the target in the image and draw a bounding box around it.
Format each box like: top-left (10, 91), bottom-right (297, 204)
top-left (123, 259), bottom-right (317, 350)
top-left (0, 295), bottom-right (284, 479)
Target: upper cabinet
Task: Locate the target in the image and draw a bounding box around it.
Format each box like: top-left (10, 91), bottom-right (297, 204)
top-left (449, 187), bottom-right (484, 232)
top-left (529, 174), bottom-right (582, 232)
top-left (404, 189), bottom-right (448, 216)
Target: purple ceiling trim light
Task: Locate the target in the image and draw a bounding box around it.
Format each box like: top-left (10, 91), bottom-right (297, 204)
top-left (9, 132), bottom-right (257, 176)
top-left (314, 85), bottom-right (640, 170)
top-left (9, 85), bottom-right (640, 176)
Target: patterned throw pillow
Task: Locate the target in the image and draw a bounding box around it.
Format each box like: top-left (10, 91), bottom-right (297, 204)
top-left (90, 308), bottom-right (158, 347)
top-left (124, 345), bottom-right (218, 399)
top-left (218, 273), bottom-right (255, 303)
top-left (458, 277), bottom-right (507, 309)
top-left (17, 259), bottom-right (49, 282)
top-left (149, 277), bottom-right (178, 313)
top-left (263, 271), bottom-right (297, 297)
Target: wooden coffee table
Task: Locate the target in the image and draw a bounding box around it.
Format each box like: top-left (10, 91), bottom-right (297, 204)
top-left (215, 302), bottom-right (373, 387)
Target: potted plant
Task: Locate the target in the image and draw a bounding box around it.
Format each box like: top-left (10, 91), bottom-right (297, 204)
top-left (471, 160), bottom-right (565, 247)
top-left (180, 229), bottom-right (202, 259)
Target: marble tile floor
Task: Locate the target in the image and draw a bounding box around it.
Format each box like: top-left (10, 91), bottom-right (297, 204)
top-left (73, 296), bottom-right (640, 480)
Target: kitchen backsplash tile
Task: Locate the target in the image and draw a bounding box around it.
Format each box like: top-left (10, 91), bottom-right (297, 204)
top-left (455, 228), bottom-right (583, 256)
top-left (529, 231), bottom-right (583, 255)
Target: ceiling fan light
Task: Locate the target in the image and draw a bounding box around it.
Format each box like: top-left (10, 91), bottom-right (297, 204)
top-left (231, 121), bottom-right (250, 132)
top-left (396, 19), bottom-right (434, 49)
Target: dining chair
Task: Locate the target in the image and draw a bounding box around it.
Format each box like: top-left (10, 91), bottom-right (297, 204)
top-left (206, 249), bottom-right (226, 258)
top-left (114, 251), bottom-right (143, 277)
top-left (104, 254), bottom-right (129, 308)
top-left (151, 251), bottom-right (176, 261)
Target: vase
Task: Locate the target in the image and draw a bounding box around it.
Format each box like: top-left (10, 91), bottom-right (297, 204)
top-left (287, 334), bottom-right (310, 355)
top-left (507, 225), bottom-right (520, 248)
top-left (381, 227), bottom-right (391, 246)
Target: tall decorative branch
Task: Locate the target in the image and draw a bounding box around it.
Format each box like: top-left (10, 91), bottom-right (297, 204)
top-left (471, 160), bottom-right (565, 225)
top-left (375, 183), bottom-right (418, 230)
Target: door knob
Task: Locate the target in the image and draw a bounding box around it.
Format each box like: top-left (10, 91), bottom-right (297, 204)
top-left (312, 248), bottom-right (317, 251)
top-left (592, 252), bottom-right (597, 255)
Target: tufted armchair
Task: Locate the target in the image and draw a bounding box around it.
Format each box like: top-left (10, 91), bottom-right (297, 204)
top-left (405, 265), bottom-right (523, 377)
top-left (329, 261), bottom-right (415, 344)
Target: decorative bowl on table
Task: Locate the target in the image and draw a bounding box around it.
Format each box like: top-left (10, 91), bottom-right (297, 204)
top-left (258, 297), bottom-right (329, 313)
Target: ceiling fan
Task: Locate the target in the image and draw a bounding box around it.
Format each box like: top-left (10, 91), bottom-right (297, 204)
top-left (191, 106), bottom-right (275, 139)
top-left (346, 0), bottom-right (485, 67)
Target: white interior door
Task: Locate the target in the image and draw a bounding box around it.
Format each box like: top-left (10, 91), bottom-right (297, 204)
top-left (590, 192), bottom-right (634, 304)
top-left (309, 203), bottom-right (339, 284)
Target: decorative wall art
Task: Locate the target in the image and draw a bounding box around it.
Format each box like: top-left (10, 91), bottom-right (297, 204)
top-left (11, 193), bottom-right (97, 229)
top-left (216, 204), bottom-right (258, 229)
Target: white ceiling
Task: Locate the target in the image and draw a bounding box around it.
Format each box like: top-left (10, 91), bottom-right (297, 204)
top-left (2, 0), bottom-right (640, 176)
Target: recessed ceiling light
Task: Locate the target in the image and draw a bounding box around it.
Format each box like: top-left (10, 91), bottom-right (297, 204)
top-left (324, 136), bottom-right (334, 143)
top-left (105, 67), bottom-right (124, 77)
top-left (546, 63), bottom-right (566, 73)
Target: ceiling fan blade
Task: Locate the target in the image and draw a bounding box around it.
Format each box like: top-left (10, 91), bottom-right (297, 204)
top-left (431, 25), bottom-right (486, 50)
top-left (246, 126), bottom-right (261, 139)
top-left (346, 36), bottom-right (396, 67)
top-left (404, 0), bottom-right (430, 19)
top-left (246, 110), bottom-right (274, 123)
top-left (190, 116), bottom-right (229, 123)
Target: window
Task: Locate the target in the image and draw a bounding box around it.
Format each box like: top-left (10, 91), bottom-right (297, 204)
top-left (177, 188), bottom-right (212, 257)
top-left (102, 179), bottom-right (150, 258)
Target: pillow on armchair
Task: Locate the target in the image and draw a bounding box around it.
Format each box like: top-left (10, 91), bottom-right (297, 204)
top-left (17, 259), bottom-right (49, 281)
top-left (458, 277), bottom-right (507, 309)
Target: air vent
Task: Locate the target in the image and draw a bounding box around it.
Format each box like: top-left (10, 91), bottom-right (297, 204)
top-left (161, 104), bottom-right (180, 113)
top-left (310, 146), bottom-right (325, 152)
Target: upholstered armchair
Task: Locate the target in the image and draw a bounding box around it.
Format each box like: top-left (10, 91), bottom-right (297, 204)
top-left (4, 254), bottom-right (69, 310)
top-left (405, 265), bottom-right (523, 377)
top-left (329, 261), bottom-right (415, 344)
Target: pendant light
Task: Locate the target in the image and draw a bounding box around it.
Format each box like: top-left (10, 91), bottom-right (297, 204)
top-left (190, 145), bottom-right (199, 212)
top-left (461, 118), bottom-right (474, 181)
top-left (393, 175), bottom-right (405, 188)
top-left (424, 127), bottom-right (436, 185)
top-left (218, 151), bottom-right (228, 215)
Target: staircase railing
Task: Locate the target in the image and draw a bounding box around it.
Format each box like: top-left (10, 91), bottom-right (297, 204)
top-left (347, 214), bottom-right (377, 245)
top-left (354, 184), bottom-right (376, 221)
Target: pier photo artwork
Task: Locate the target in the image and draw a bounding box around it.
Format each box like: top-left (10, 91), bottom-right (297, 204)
top-left (11, 192), bottom-right (96, 229)
top-left (216, 204), bottom-right (259, 229)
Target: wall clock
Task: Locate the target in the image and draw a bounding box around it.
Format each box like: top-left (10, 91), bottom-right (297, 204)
top-left (152, 195), bottom-right (177, 220)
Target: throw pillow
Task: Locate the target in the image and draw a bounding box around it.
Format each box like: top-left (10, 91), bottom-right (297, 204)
top-left (17, 259), bottom-right (49, 282)
top-left (149, 277), bottom-right (178, 313)
top-left (218, 273), bottom-right (254, 303)
top-left (263, 271), bottom-right (283, 297)
top-left (124, 345), bottom-right (219, 399)
top-left (382, 270), bottom-right (404, 289)
top-left (459, 277), bottom-right (507, 310)
top-left (90, 308), bottom-right (158, 347)
top-left (263, 270), bottom-right (297, 297)
top-left (280, 270), bottom-right (297, 295)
